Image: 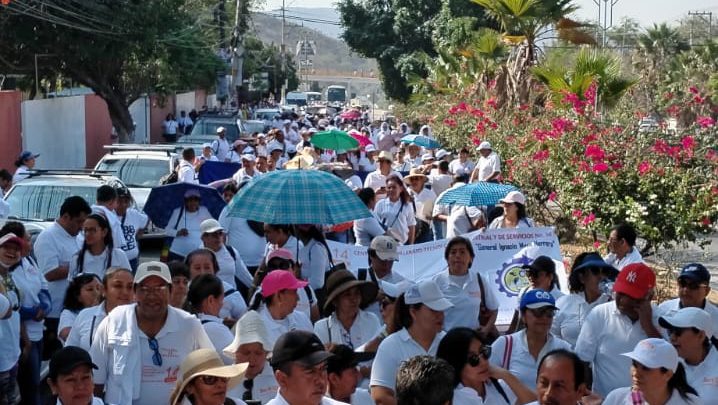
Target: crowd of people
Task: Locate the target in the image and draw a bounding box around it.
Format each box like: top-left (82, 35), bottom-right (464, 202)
top-left (0, 112), bottom-right (717, 405)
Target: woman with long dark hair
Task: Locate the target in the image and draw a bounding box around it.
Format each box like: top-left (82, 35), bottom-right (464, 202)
top-left (68, 213), bottom-right (130, 280)
top-left (57, 273), bottom-right (102, 341)
top-left (488, 191), bottom-right (534, 229)
top-left (188, 274), bottom-right (235, 364)
top-left (373, 174), bottom-right (416, 244)
top-left (296, 224), bottom-right (333, 290)
top-left (437, 327), bottom-right (535, 404)
top-left (354, 187), bottom-right (386, 247)
top-left (603, 338), bottom-right (700, 404)
top-left (184, 249), bottom-right (247, 324)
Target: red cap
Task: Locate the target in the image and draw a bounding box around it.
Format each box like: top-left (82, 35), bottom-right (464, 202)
top-left (614, 263), bottom-right (656, 299)
top-left (261, 270), bottom-right (308, 298)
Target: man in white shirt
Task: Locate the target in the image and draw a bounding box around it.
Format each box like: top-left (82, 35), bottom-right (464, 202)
top-left (656, 263), bottom-right (718, 338)
top-left (212, 127), bottom-right (231, 162)
top-left (90, 261), bottom-right (213, 404)
top-left (178, 148), bottom-right (198, 184)
top-left (266, 330), bottom-right (345, 405)
top-left (35, 196), bottom-right (90, 345)
top-left (448, 148), bottom-right (475, 180)
top-left (603, 223), bottom-right (644, 270)
top-left (431, 178), bottom-right (464, 240)
top-left (532, 349), bottom-right (592, 405)
top-left (232, 154), bottom-right (262, 184)
top-left (404, 169), bottom-right (436, 244)
top-left (364, 151), bottom-right (402, 192)
top-left (326, 345), bottom-right (375, 405)
top-left (199, 219), bottom-right (253, 292)
top-left (91, 185), bottom-right (126, 257)
top-left (446, 205), bottom-right (485, 238)
top-left (470, 141), bottom-right (501, 183)
top-left (428, 161), bottom-right (452, 197)
top-left (395, 355), bottom-right (454, 405)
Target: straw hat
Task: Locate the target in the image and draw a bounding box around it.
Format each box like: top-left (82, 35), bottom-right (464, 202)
top-left (403, 168), bottom-right (427, 183)
top-left (170, 349), bottom-right (248, 405)
top-left (374, 151), bottom-right (393, 163)
top-left (285, 154), bottom-right (314, 169)
top-left (223, 311), bottom-right (273, 357)
top-left (323, 269), bottom-right (378, 312)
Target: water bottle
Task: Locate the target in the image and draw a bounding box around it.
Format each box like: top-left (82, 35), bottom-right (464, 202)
top-left (600, 279), bottom-right (614, 297)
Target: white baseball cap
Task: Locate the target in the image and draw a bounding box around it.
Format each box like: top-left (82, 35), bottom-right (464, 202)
top-left (223, 310), bottom-right (273, 355)
top-left (134, 261), bottom-right (172, 284)
top-left (370, 235), bottom-right (399, 261)
top-left (404, 280), bottom-right (453, 311)
top-left (241, 154), bottom-right (256, 162)
top-left (216, 127), bottom-right (226, 134)
top-left (499, 191), bottom-right (526, 205)
top-left (421, 153), bottom-right (434, 162)
top-left (365, 145), bottom-right (377, 153)
top-left (621, 338), bottom-right (679, 372)
top-left (200, 219), bottom-right (225, 235)
top-left (658, 307), bottom-right (713, 337)
top-left (477, 141), bottom-right (492, 150)
top-left (435, 149), bottom-right (450, 160)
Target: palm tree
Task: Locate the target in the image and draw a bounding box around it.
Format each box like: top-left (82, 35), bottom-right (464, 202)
top-left (637, 23), bottom-right (689, 64)
top-left (472, 0), bottom-right (595, 103)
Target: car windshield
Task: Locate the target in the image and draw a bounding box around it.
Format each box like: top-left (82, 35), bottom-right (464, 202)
top-left (96, 158), bottom-right (168, 187)
top-left (6, 184), bottom-right (97, 221)
top-left (190, 120), bottom-right (239, 141)
top-left (253, 111), bottom-right (278, 121)
top-left (243, 121), bottom-right (266, 135)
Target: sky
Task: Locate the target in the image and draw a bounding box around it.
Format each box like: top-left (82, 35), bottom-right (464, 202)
top-left (259, 0), bottom-right (718, 28)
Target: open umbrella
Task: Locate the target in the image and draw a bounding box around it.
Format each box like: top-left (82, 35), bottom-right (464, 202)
top-left (340, 109), bottom-right (362, 120)
top-left (348, 130), bottom-right (373, 147)
top-left (311, 129), bottom-right (360, 151)
top-left (437, 182), bottom-right (519, 207)
top-left (226, 169), bottom-right (372, 224)
top-left (144, 183), bottom-right (226, 228)
top-left (400, 134), bottom-right (441, 149)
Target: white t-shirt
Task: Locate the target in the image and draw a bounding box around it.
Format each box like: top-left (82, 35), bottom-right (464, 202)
top-left (11, 258), bottom-right (48, 341)
top-left (488, 216), bottom-right (535, 229)
top-left (363, 170), bottom-right (402, 191)
top-left (198, 313), bottom-right (235, 365)
top-left (178, 160), bottom-right (197, 184)
top-left (683, 346), bottom-right (718, 400)
top-left (433, 271), bottom-right (498, 330)
top-left (65, 303), bottom-right (106, 352)
top-left (428, 173), bottom-right (453, 197)
top-left (475, 152), bottom-right (500, 181)
top-left (263, 236), bottom-right (303, 263)
top-left (0, 302), bottom-right (20, 372)
top-left (212, 137), bottom-right (231, 161)
top-left (603, 247), bottom-right (644, 271)
top-left (602, 386), bottom-right (702, 405)
top-left (267, 392), bottom-right (346, 405)
top-left (446, 206), bottom-right (484, 238)
top-left (90, 304), bottom-right (213, 405)
top-left (410, 188), bottom-right (436, 223)
top-left (257, 306), bottom-right (313, 348)
top-left (314, 310), bottom-right (382, 349)
top-left (232, 168), bottom-right (262, 184)
top-left (35, 222), bottom-right (81, 318)
top-left (452, 382), bottom-right (515, 405)
top-left (13, 165), bottom-right (31, 183)
top-left (373, 198), bottom-right (416, 245)
top-left (118, 209), bottom-right (149, 261)
top-left (350, 388), bottom-right (374, 405)
top-left (68, 247), bottom-right (131, 280)
top-left (58, 309), bottom-right (78, 338)
top-left (354, 213), bottom-right (385, 247)
top-left (449, 159), bottom-right (475, 176)
top-left (551, 292), bottom-right (611, 347)
top-left (574, 301), bottom-right (657, 397)
top-left (219, 207), bottom-right (266, 268)
top-left (210, 245), bottom-right (253, 290)
top-left (220, 280), bottom-right (248, 320)
top-left (165, 206), bottom-right (214, 257)
top-left (489, 329), bottom-right (571, 389)
top-left (657, 299), bottom-right (718, 339)
top-left (370, 328), bottom-right (445, 391)
top-left (227, 361), bottom-right (279, 404)
top-left (298, 239), bottom-right (331, 290)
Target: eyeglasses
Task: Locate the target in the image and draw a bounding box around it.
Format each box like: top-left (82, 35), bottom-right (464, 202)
top-left (527, 307), bottom-right (556, 318)
top-left (467, 346), bottom-right (492, 367)
top-left (199, 375), bottom-right (228, 385)
top-left (148, 337), bottom-right (162, 366)
top-left (667, 326), bottom-right (700, 337)
top-left (243, 379), bottom-right (254, 401)
top-left (678, 279), bottom-right (708, 290)
top-left (137, 284), bottom-right (169, 295)
top-left (267, 260), bottom-right (292, 270)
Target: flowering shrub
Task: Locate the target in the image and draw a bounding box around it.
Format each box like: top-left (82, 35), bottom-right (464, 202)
top-left (399, 85), bottom-right (718, 249)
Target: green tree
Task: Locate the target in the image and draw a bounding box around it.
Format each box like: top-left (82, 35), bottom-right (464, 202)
top-left (0, 0), bottom-right (224, 142)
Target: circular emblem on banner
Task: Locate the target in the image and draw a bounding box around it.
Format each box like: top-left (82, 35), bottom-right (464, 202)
top-left (495, 257), bottom-right (530, 297)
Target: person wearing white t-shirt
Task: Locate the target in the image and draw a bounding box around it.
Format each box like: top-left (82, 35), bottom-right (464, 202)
top-left (263, 224), bottom-right (304, 265)
top-left (68, 213), bottom-right (131, 280)
top-left (656, 263), bottom-right (718, 339)
top-left (602, 338), bottom-right (702, 405)
top-left (658, 307), bottom-right (718, 401)
top-left (488, 191), bottom-right (535, 230)
top-left (232, 154), bottom-right (262, 184)
top-left (90, 261), bottom-right (213, 405)
top-left (218, 182), bottom-right (266, 272)
top-left (178, 148), bottom-right (199, 184)
top-left (165, 190), bottom-right (214, 260)
top-left (363, 152), bottom-right (402, 191)
top-left (489, 289), bottom-right (571, 390)
top-left (603, 223), bottom-right (644, 271)
top-left (469, 142), bottom-right (500, 183)
top-left (575, 262), bottom-right (661, 397)
top-left (187, 274), bottom-right (236, 364)
top-left (212, 127), bottom-right (231, 162)
top-left (432, 180), bottom-right (465, 240)
top-left (90, 185), bottom-right (126, 259)
top-left (200, 219), bottom-right (253, 292)
top-left (433, 237), bottom-right (499, 333)
top-left (448, 148), bottom-right (475, 178)
top-left (115, 188), bottom-right (149, 272)
top-left (370, 280), bottom-right (453, 405)
top-left (296, 225), bottom-right (333, 291)
top-left (185, 249), bottom-right (248, 323)
top-left (530, 349), bottom-right (594, 405)
top-left (446, 205), bottom-right (485, 238)
top-left (373, 175), bottom-right (416, 245)
top-left (428, 160), bottom-right (453, 197)
top-left (47, 346), bottom-right (106, 405)
top-left (405, 169), bottom-right (436, 244)
top-left (354, 188), bottom-right (386, 247)
top-left (326, 344), bottom-right (377, 405)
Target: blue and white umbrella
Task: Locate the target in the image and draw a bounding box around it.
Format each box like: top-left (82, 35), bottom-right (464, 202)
top-left (226, 169), bottom-right (372, 224)
top-left (437, 182), bottom-right (519, 207)
top-left (144, 183), bottom-right (226, 228)
top-left (400, 134), bottom-right (441, 149)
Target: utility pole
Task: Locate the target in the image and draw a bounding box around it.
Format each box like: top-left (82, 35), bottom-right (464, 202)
top-left (688, 11), bottom-right (713, 46)
top-left (280, 0), bottom-right (286, 103)
top-left (231, 0), bottom-right (246, 107)
top-left (593, 0), bottom-right (620, 47)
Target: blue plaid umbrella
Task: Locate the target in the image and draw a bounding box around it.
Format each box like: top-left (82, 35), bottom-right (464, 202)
top-left (226, 169), bottom-right (372, 224)
top-left (437, 182), bottom-right (519, 207)
top-left (144, 183), bottom-right (226, 228)
top-left (400, 134), bottom-right (441, 149)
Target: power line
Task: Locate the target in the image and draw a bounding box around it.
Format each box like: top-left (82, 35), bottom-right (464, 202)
top-left (254, 11), bottom-right (341, 26)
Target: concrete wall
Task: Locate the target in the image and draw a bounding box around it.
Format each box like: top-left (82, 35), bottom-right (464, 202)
top-left (0, 91), bottom-right (22, 171)
top-left (195, 90), bottom-right (207, 110)
top-left (21, 96), bottom-right (86, 169)
top-left (83, 95), bottom-right (113, 168)
top-left (175, 92), bottom-right (196, 118)
top-left (149, 95), bottom-right (176, 143)
top-left (129, 96), bottom-right (150, 144)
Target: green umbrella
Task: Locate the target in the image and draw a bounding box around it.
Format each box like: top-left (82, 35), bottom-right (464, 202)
top-left (310, 129), bottom-right (359, 151)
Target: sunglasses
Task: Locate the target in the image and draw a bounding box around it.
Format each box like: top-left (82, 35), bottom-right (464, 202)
top-left (267, 259), bottom-right (292, 270)
top-left (527, 307), bottom-right (556, 318)
top-left (677, 279), bottom-right (708, 290)
top-left (148, 337), bottom-right (162, 367)
top-left (467, 346), bottom-right (492, 367)
top-left (667, 326), bottom-right (700, 337)
top-left (199, 375), bottom-right (229, 385)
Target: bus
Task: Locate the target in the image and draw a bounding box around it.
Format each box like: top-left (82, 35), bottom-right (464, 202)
top-left (326, 85), bottom-right (347, 106)
top-left (306, 91), bottom-right (322, 104)
top-left (285, 91), bottom-right (308, 107)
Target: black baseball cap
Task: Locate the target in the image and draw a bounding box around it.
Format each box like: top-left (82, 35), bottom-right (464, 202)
top-left (270, 331), bottom-right (333, 368)
top-left (327, 344), bottom-right (376, 374)
top-left (48, 346), bottom-right (98, 380)
top-left (678, 263), bottom-right (710, 283)
top-left (522, 255), bottom-right (556, 274)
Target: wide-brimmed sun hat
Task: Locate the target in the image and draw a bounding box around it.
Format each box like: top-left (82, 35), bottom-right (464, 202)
top-left (171, 348), bottom-right (248, 405)
top-left (323, 269), bottom-right (379, 312)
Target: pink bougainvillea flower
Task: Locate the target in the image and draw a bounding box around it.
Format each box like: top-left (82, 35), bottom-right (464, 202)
top-left (707, 150), bottom-right (718, 161)
top-left (701, 217), bottom-right (712, 226)
top-left (581, 213), bottom-right (596, 226)
top-left (666, 105), bottom-right (681, 117)
top-left (637, 161), bottom-right (652, 175)
top-left (592, 162), bottom-right (609, 173)
top-left (584, 144), bottom-right (606, 161)
top-left (487, 97), bottom-right (498, 109)
top-left (681, 136), bottom-right (696, 150)
top-left (611, 162), bottom-right (623, 170)
top-left (471, 136), bottom-right (481, 146)
top-left (652, 139), bottom-right (670, 155)
top-left (533, 150), bottom-right (550, 161)
top-left (593, 240), bottom-right (601, 249)
top-left (583, 82), bottom-right (597, 105)
top-left (548, 191), bottom-right (557, 202)
top-left (443, 118), bottom-right (457, 128)
top-left (693, 95), bottom-right (706, 104)
top-left (551, 117), bottom-right (575, 135)
top-left (572, 209), bottom-right (583, 218)
top-left (696, 116), bottom-right (715, 128)
top-left (689, 86), bottom-right (700, 94)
